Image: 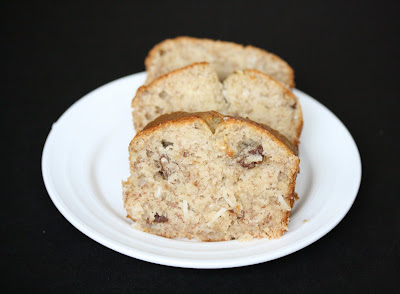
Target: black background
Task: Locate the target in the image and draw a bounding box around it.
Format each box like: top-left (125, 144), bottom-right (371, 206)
top-left (2, 1), bottom-right (399, 292)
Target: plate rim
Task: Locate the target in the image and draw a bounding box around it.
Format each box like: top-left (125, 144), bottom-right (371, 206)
top-left (41, 72), bottom-right (362, 269)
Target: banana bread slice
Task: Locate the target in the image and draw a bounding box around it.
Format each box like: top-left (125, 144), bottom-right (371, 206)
top-left (123, 111), bottom-right (300, 241)
top-left (132, 63), bottom-right (302, 147)
top-left (144, 36), bottom-right (295, 88)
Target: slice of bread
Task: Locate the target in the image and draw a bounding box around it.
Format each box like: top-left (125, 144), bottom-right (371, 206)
top-left (132, 63), bottom-right (302, 147)
top-left (123, 111), bottom-right (300, 241)
top-left (132, 62), bottom-right (226, 133)
top-left (145, 36), bottom-right (295, 88)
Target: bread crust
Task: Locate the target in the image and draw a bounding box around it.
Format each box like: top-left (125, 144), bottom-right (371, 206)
top-left (145, 36), bottom-right (295, 88)
top-left (139, 111), bottom-right (298, 157)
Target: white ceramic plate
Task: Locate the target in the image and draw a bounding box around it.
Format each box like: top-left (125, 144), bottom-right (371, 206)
top-left (42, 72), bottom-right (362, 269)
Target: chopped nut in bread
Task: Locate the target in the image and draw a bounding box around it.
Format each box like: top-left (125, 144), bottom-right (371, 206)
top-left (123, 111), bottom-right (300, 241)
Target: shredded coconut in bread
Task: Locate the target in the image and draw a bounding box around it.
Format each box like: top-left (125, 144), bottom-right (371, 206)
top-left (123, 111), bottom-right (299, 241)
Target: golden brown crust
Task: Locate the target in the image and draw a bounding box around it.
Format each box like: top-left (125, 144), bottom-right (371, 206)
top-left (145, 36), bottom-right (295, 88)
top-left (140, 111), bottom-right (223, 134)
top-left (139, 111), bottom-right (298, 156)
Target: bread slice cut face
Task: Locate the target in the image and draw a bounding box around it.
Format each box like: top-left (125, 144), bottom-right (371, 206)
top-left (145, 36), bottom-right (295, 88)
top-left (123, 111), bottom-right (300, 241)
top-left (133, 63), bottom-right (303, 147)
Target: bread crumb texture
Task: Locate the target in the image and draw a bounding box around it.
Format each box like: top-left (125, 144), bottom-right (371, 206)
top-left (123, 111), bottom-right (299, 241)
top-left (133, 63), bottom-right (302, 147)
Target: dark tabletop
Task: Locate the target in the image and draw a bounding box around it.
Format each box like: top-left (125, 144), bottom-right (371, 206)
top-left (2, 1), bottom-right (399, 293)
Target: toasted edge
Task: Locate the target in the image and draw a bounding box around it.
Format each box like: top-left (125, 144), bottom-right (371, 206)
top-left (139, 111), bottom-right (298, 156)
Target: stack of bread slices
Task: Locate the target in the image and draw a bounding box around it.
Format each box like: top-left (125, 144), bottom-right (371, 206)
top-left (123, 37), bottom-right (303, 241)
